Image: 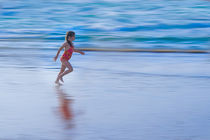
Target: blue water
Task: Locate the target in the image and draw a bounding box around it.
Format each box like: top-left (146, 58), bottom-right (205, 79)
top-left (0, 0), bottom-right (210, 50)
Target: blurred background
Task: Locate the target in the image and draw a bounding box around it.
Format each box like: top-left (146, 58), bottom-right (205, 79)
top-left (0, 0), bottom-right (209, 50)
top-left (0, 0), bottom-right (210, 140)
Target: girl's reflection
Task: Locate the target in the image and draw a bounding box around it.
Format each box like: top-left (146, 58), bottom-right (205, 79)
top-left (55, 85), bottom-right (74, 129)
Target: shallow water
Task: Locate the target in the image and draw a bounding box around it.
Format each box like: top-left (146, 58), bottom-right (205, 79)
top-left (1, 51), bottom-right (210, 140)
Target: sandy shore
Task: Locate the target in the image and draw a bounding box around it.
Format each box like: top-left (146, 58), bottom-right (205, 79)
top-left (1, 52), bottom-right (210, 140)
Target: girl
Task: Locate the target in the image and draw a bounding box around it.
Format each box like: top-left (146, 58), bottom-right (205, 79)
top-left (54, 31), bottom-right (85, 85)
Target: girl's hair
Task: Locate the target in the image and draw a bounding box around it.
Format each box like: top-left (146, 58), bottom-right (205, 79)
top-left (65, 31), bottom-right (75, 47)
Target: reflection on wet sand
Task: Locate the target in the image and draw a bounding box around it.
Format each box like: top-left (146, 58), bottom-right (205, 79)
top-left (55, 85), bottom-right (74, 129)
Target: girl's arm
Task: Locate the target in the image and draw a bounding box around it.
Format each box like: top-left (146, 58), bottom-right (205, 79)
top-left (74, 49), bottom-right (85, 55)
top-left (54, 43), bottom-right (66, 61)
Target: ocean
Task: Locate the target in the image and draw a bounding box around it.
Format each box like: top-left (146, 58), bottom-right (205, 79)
top-left (0, 0), bottom-right (210, 50)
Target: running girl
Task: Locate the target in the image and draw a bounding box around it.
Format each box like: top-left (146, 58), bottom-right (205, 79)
top-left (54, 31), bottom-right (85, 84)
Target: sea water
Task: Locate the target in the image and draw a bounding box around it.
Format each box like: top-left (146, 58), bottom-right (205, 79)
top-left (0, 0), bottom-right (210, 50)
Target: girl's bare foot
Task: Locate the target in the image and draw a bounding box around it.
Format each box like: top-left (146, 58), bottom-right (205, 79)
top-left (55, 80), bottom-right (62, 85)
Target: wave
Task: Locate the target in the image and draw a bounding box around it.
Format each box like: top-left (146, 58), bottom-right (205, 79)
top-left (0, 36), bottom-right (209, 43)
top-left (116, 23), bottom-right (210, 32)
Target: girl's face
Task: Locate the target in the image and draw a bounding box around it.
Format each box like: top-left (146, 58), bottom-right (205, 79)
top-left (68, 36), bottom-right (75, 41)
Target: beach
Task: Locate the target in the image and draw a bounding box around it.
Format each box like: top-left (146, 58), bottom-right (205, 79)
top-left (1, 0), bottom-right (210, 139)
top-left (1, 51), bottom-right (210, 140)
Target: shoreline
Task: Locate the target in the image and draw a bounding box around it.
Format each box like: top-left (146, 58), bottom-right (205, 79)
top-left (79, 48), bottom-right (209, 53)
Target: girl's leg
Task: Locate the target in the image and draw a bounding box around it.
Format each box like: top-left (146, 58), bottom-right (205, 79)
top-left (55, 64), bottom-right (66, 83)
top-left (59, 64), bottom-right (66, 82)
top-left (59, 60), bottom-right (73, 79)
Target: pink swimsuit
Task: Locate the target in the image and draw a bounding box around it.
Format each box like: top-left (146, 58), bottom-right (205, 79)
top-left (60, 47), bottom-right (74, 61)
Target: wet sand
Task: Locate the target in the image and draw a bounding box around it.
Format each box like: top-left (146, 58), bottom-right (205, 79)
top-left (1, 52), bottom-right (210, 140)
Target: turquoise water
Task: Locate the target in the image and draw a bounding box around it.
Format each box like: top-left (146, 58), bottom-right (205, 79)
top-left (0, 0), bottom-right (210, 50)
